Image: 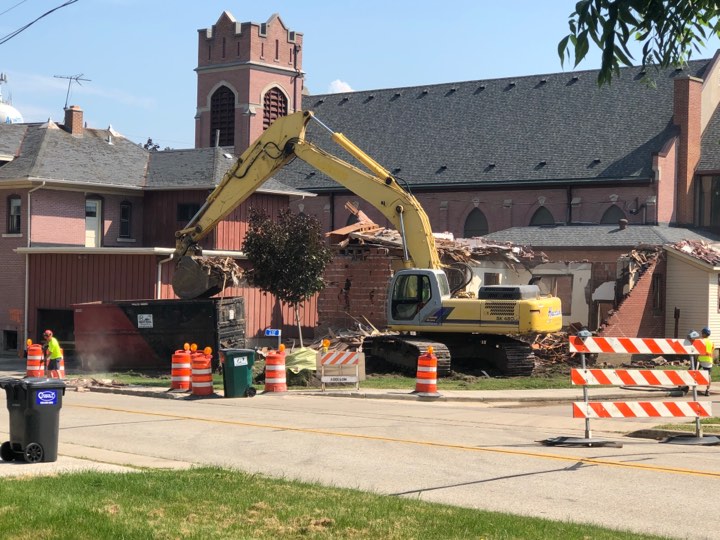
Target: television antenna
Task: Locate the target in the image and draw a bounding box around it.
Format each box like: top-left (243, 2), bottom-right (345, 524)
top-left (53, 73), bottom-right (91, 109)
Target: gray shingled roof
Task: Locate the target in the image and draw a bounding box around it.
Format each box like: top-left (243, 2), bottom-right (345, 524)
top-left (0, 122), bottom-right (306, 196)
top-left (483, 224), bottom-right (720, 248)
top-left (275, 61), bottom-right (710, 192)
top-left (0, 122), bottom-right (148, 188)
top-left (146, 146), bottom-right (308, 194)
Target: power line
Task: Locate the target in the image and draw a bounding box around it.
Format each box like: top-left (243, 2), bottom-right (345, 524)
top-left (0, 0), bottom-right (79, 46)
top-left (0, 0), bottom-right (29, 18)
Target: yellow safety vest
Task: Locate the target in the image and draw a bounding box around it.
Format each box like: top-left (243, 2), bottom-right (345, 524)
top-left (698, 338), bottom-right (714, 365)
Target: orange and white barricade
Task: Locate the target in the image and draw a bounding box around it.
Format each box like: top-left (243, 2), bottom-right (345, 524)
top-left (264, 345), bottom-right (287, 393)
top-left (25, 344), bottom-right (45, 378)
top-left (543, 334), bottom-right (714, 447)
top-left (413, 347), bottom-right (441, 397)
top-left (320, 350), bottom-right (361, 391)
top-left (170, 349), bottom-right (192, 391)
top-left (191, 348), bottom-right (214, 397)
top-left (57, 348), bottom-right (65, 379)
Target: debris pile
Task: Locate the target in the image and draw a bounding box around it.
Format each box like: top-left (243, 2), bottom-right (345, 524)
top-left (327, 218), bottom-right (547, 265)
top-left (197, 256), bottom-right (244, 288)
top-left (668, 239), bottom-right (720, 265)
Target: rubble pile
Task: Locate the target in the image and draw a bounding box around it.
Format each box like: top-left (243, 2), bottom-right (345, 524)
top-left (328, 219), bottom-right (545, 265)
top-left (197, 256), bottom-right (244, 288)
top-left (668, 239), bottom-right (720, 265)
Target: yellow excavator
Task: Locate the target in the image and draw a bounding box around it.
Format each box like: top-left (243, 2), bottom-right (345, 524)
top-left (173, 110), bottom-right (563, 375)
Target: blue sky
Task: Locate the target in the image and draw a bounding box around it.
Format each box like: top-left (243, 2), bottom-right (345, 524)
top-left (2, 0), bottom-right (720, 149)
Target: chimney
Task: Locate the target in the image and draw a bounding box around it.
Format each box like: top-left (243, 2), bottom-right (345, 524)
top-left (673, 75), bottom-right (703, 226)
top-left (63, 105), bottom-right (84, 136)
top-left (618, 218), bottom-right (628, 230)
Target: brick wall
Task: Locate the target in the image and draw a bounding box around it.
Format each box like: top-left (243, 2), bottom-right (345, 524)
top-left (673, 76), bottom-right (703, 226)
top-left (317, 247), bottom-right (393, 334)
top-left (598, 256), bottom-right (666, 338)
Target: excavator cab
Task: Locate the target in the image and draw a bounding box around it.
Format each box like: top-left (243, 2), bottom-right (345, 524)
top-left (388, 269), bottom-right (449, 325)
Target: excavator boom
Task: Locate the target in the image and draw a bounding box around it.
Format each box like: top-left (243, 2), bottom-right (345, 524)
top-left (173, 110), bottom-right (440, 298)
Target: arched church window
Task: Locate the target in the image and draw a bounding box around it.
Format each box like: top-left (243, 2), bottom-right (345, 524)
top-left (463, 208), bottom-right (488, 237)
top-left (529, 206), bottom-right (555, 226)
top-left (600, 205), bottom-right (626, 224)
top-left (263, 87), bottom-right (288, 130)
top-left (210, 86), bottom-right (235, 147)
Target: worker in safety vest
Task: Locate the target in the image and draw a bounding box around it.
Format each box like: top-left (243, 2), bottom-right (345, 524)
top-left (698, 327), bottom-right (714, 397)
top-left (42, 329), bottom-right (62, 379)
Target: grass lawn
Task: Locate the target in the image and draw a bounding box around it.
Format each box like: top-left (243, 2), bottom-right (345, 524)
top-left (0, 467), bottom-right (664, 539)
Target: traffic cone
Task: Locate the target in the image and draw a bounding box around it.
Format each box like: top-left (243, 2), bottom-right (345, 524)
top-left (414, 346), bottom-right (441, 397)
top-left (264, 344), bottom-right (287, 393)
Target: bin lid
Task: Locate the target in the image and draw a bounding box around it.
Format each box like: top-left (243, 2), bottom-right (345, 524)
top-left (221, 348), bottom-right (255, 356)
top-left (17, 377), bottom-right (67, 390)
top-left (0, 376), bottom-right (22, 389)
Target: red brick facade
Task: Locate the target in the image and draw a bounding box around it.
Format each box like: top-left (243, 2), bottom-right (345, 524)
top-left (673, 76), bottom-right (703, 226)
top-left (195, 13), bottom-right (303, 151)
top-left (598, 257), bottom-right (666, 338)
top-left (317, 248), bottom-right (393, 333)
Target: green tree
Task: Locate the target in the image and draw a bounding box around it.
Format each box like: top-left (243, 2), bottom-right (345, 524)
top-left (559, 0), bottom-right (720, 84)
top-left (242, 208), bottom-right (332, 347)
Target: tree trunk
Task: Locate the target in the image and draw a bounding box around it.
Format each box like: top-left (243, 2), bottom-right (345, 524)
top-left (294, 304), bottom-right (304, 348)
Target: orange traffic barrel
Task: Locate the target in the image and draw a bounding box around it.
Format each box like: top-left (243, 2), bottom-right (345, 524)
top-left (57, 348), bottom-right (65, 379)
top-left (264, 345), bottom-right (287, 393)
top-left (26, 344), bottom-right (44, 378)
top-left (170, 349), bottom-right (192, 391)
top-left (191, 350), bottom-right (214, 396)
top-left (414, 347), bottom-right (440, 397)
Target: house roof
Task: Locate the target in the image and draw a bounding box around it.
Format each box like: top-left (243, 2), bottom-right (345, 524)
top-left (145, 146), bottom-right (308, 195)
top-left (277, 60), bottom-right (710, 192)
top-left (483, 224), bottom-right (720, 249)
top-left (0, 121), bottom-right (149, 188)
top-left (698, 106), bottom-right (720, 171)
top-left (0, 120), bottom-right (307, 196)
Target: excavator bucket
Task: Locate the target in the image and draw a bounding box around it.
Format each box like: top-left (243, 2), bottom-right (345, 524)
top-left (172, 256), bottom-right (224, 299)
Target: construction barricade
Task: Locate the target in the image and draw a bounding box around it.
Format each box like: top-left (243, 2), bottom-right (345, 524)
top-left (170, 347), bottom-right (192, 391)
top-left (542, 334), bottom-right (718, 447)
top-left (25, 343), bottom-right (45, 378)
top-left (413, 347), bottom-right (441, 398)
top-left (319, 351), bottom-right (361, 391)
top-left (191, 348), bottom-right (214, 397)
top-left (264, 345), bottom-right (287, 393)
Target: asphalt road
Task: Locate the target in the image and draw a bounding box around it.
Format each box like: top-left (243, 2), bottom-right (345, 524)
top-left (1, 387), bottom-right (719, 539)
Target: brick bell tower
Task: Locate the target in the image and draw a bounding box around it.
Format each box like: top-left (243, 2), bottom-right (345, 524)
top-left (195, 12), bottom-right (304, 152)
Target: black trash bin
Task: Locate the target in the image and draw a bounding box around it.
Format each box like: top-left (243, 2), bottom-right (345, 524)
top-left (220, 349), bottom-right (256, 398)
top-left (0, 377), bottom-right (66, 463)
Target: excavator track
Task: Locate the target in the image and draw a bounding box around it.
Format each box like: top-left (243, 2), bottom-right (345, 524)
top-left (362, 336), bottom-right (452, 376)
top-left (363, 334), bottom-right (536, 377)
top-left (493, 342), bottom-right (536, 377)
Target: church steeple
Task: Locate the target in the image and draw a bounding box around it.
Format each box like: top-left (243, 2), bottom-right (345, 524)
top-left (195, 12), bottom-right (304, 151)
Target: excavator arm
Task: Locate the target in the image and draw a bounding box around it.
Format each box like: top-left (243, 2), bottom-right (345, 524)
top-left (173, 110), bottom-right (440, 299)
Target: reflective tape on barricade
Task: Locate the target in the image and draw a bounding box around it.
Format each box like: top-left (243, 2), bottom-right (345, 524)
top-left (571, 368), bottom-right (709, 387)
top-left (573, 401), bottom-right (712, 418)
top-left (320, 351), bottom-right (360, 391)
top-left (320, 351), bottom-right (360, 366)
top-left (569, 336), bottom-right (705, 355)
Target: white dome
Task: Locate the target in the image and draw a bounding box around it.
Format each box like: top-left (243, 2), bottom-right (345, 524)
top-left (0, 102), bottom-right (23, 124)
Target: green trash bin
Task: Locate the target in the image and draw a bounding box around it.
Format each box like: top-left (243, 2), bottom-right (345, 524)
top-left (220, 349), bottom-right (256, 398)
top-left (0, 377), bottom-right (66, 463)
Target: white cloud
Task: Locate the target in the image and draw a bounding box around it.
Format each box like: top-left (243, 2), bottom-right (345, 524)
top-left (328, 79), bottom-right (353, 93)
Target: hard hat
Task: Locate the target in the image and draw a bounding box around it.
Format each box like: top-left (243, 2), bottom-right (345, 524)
top-left (688, 330), bottom-right (700, 340)
top-left (43, 329), bottom-right (53, 337)
top-left (702, 327), bottom-right (711, 336)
